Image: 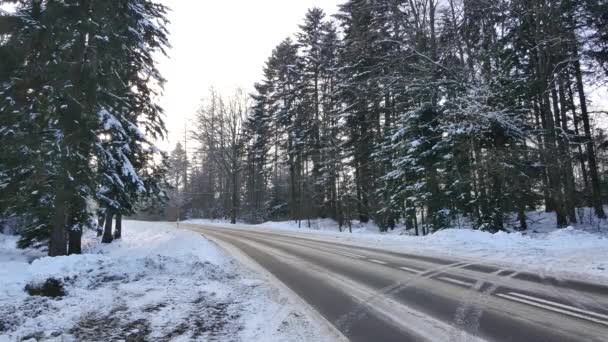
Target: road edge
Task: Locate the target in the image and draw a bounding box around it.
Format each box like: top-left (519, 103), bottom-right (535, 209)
top-left (194, 222), bottom-right (608, 288)
top-left (200, 230), bottom-right (350, 342)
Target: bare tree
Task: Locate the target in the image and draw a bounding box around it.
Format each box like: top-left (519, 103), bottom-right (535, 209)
top-left (191, 88), bottom-right (248, 224)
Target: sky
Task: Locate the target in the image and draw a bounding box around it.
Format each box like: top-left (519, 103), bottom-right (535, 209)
top-left (157, 0), bottom-right (343, 151)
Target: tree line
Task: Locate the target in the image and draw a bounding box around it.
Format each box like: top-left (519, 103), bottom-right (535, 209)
top-left (0, 0), bottom-right (170, 255)
top-left (176, 0), bottom-right (608, 234)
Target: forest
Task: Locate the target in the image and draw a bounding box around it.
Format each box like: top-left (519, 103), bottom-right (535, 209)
top-left (3, 0), bottom-right (608, 259)
top-left (3, 2), bottom-right (608, 341)
top-left (171, 0), bottom-right (608, 234)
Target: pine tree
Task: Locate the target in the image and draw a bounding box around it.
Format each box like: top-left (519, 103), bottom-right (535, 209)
top-left (335, 0), bottom-right (380, 223)
top-left (195, 1), bottom-right (608, 232)
top-left (1, 0), bottom-right (170, 253)
top-left (242, 82), bottom-right (273, 223)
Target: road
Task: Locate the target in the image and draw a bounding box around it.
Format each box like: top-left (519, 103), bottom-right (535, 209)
top-left (185, 224), bottom-right (608, 342)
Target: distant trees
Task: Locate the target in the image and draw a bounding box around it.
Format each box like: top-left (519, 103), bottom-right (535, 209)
top-left (0, 0), bottom-right (170, 254)
top-left (168, 142), bottom-right (188, 193)
top-left (189, 89), bottom-right (247, 224)
top-left (183, 1), bottom-right (608, 234)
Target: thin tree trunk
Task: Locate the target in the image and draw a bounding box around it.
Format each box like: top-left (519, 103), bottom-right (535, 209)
top-left (97, 213), bottom-right (105, 237)
top-left (541, 89), bottom-right (568, 227)
top-left (102, 211), bottom-right (114, 244)
top-left (288, 137), bottom-right (298, 220)
top-left (573, 59), bottom-right (606, 218)
top-left (49, 187), bottom-right (67, 257)
top-left (231, 160), bottom-right (239, 224)
top-left (557, 77), bottom-right (577, 223)
top-left (113, 214), bottom-right (122, 240)
top-left (413, 210), bottom-right (419, 237)
top-left (420, 206), bottom-right (427, 236)
top-left (534, 100), bottom-right (553, 211)
top-left (68, 227), bottom-right (82, 255)
top-left (568, 82), bottom-right (590, 193)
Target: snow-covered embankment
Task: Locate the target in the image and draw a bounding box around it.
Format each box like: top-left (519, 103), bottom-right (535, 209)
top-left (0, 221), bottom-right (327, 342)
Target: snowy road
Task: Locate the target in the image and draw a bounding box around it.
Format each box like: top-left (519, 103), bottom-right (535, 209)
top-left (186, 223), bottom-right (608, 342)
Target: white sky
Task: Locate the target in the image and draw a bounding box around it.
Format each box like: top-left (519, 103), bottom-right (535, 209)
top-left (157, 0), bottom-right (343, 151)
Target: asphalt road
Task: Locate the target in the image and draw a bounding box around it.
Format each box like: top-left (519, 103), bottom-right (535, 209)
top-left (186, 224), bottom-right (608, 342)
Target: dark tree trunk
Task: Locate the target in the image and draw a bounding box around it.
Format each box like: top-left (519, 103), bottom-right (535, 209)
top-left (534, 100), bottom-right (553, 212)
top-left (113, 214), bottom-right (122, 240)
top-left (531, 5), bottom-right (568, 227)
top-left (420, 206), bottom-right (427, 236)
top-left (288, 139), bottom-right (298, 221)
top-left (574, 59), bottom-right (606, 218)
top-left (541, 90), bottom-right (568, 227)
top-left (97, 213), bottom-right (105, 237)
top-left (68, 227), bottom-right (82, 255)
top-left (568, 83), bottom-right (590, 193)
top-left (557, 77), bottom-right (577, 223)
top-left (66, 198), bottom-right (83, 255)
top-left (49, 188), bottom-right (67, 257)
top-left (517, 208), bottom-right (528, 231)
top-left (413, 211), bottom-right (419, 237)
top-left (231, 161), bottom-right (239, 224)
top-left (102, 211), bottom-right (114, 244)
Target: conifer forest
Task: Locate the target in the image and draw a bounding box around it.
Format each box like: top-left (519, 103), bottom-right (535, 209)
top-left (2, 2), bottom-right (608, 341)
top-left (3, 0), bottom-right (608, 256)
top-left (179, 0), bottom-right (608, 234)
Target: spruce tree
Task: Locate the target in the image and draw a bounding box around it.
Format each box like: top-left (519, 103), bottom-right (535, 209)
top-left (1, 0), bottom-right (170, 253)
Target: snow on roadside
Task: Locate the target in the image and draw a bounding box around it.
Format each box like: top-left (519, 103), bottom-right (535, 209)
top-left (0, 221), bottom-right (330, 342)
top-left (183, 217), bottom-right (409, 237)
top-left (182, 218), bottom-right (234, 226)
top-left (186, 210), bottom-right (608, 285)
top-left (401, 227), bottom-right (608, 281)
top-left (254, 218), bottom-right (407, 236)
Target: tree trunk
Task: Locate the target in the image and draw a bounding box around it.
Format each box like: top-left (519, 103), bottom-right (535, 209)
top-left (231, 162), bottom-right (239, 224)
top-left (533, 100), bottom-right (553, 212)
top-left (49, 188), bottom-right (67, 257)
top-left (557, 77), bottom-right (577, 223)
top-left (357, 138), bottom-right (371, 223)
top-left (531, 3), bottom-right (568, 227)
top-left (541, 90), bottom-right (568, 227)
top-left (288, 138), bottom-right (298, 221)
top-left (413, 209), bottom-right (419, 237)
top-left (68, 227), bottom-right (82, 255)
top-left (113, 214), bottom-right (122, 240)
top-left (97, 213), bottom-right (105, 237)
top-left (574, 59), bottom-right (606, 218)
top-left (568, 82), bottom-right (590, 193)
top-left (420, 206), bottom-right (427, 236)
top-left (102, 211), bottom-right (114, 243)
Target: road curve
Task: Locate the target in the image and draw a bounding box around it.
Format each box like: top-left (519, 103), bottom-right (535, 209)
top-left (185, 224), bottom-right (608, 342)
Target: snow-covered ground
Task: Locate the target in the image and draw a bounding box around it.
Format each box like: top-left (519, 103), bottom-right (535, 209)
top-left (184, 209), bottom-right (608, 285)
top-left (0, 221), bottom-right (331, 342)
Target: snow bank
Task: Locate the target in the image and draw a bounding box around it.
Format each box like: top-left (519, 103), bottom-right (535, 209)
top-left (404, 227), bottom-right (608, 279)
top-left (183, 218), bottom-right (234, 225)
top-left (0, 221), bottom-right (329, 342)
top-left (256, 218), bottom-right (407, 235)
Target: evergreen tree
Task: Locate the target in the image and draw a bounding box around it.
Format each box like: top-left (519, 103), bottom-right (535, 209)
top-left (0, 0), bottom-right (170, 254)
top-left (230, 0), bottom-right (608, 232)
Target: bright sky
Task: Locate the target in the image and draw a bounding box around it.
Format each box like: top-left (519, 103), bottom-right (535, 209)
top-left (157, 0), bottom-right (343, 151)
